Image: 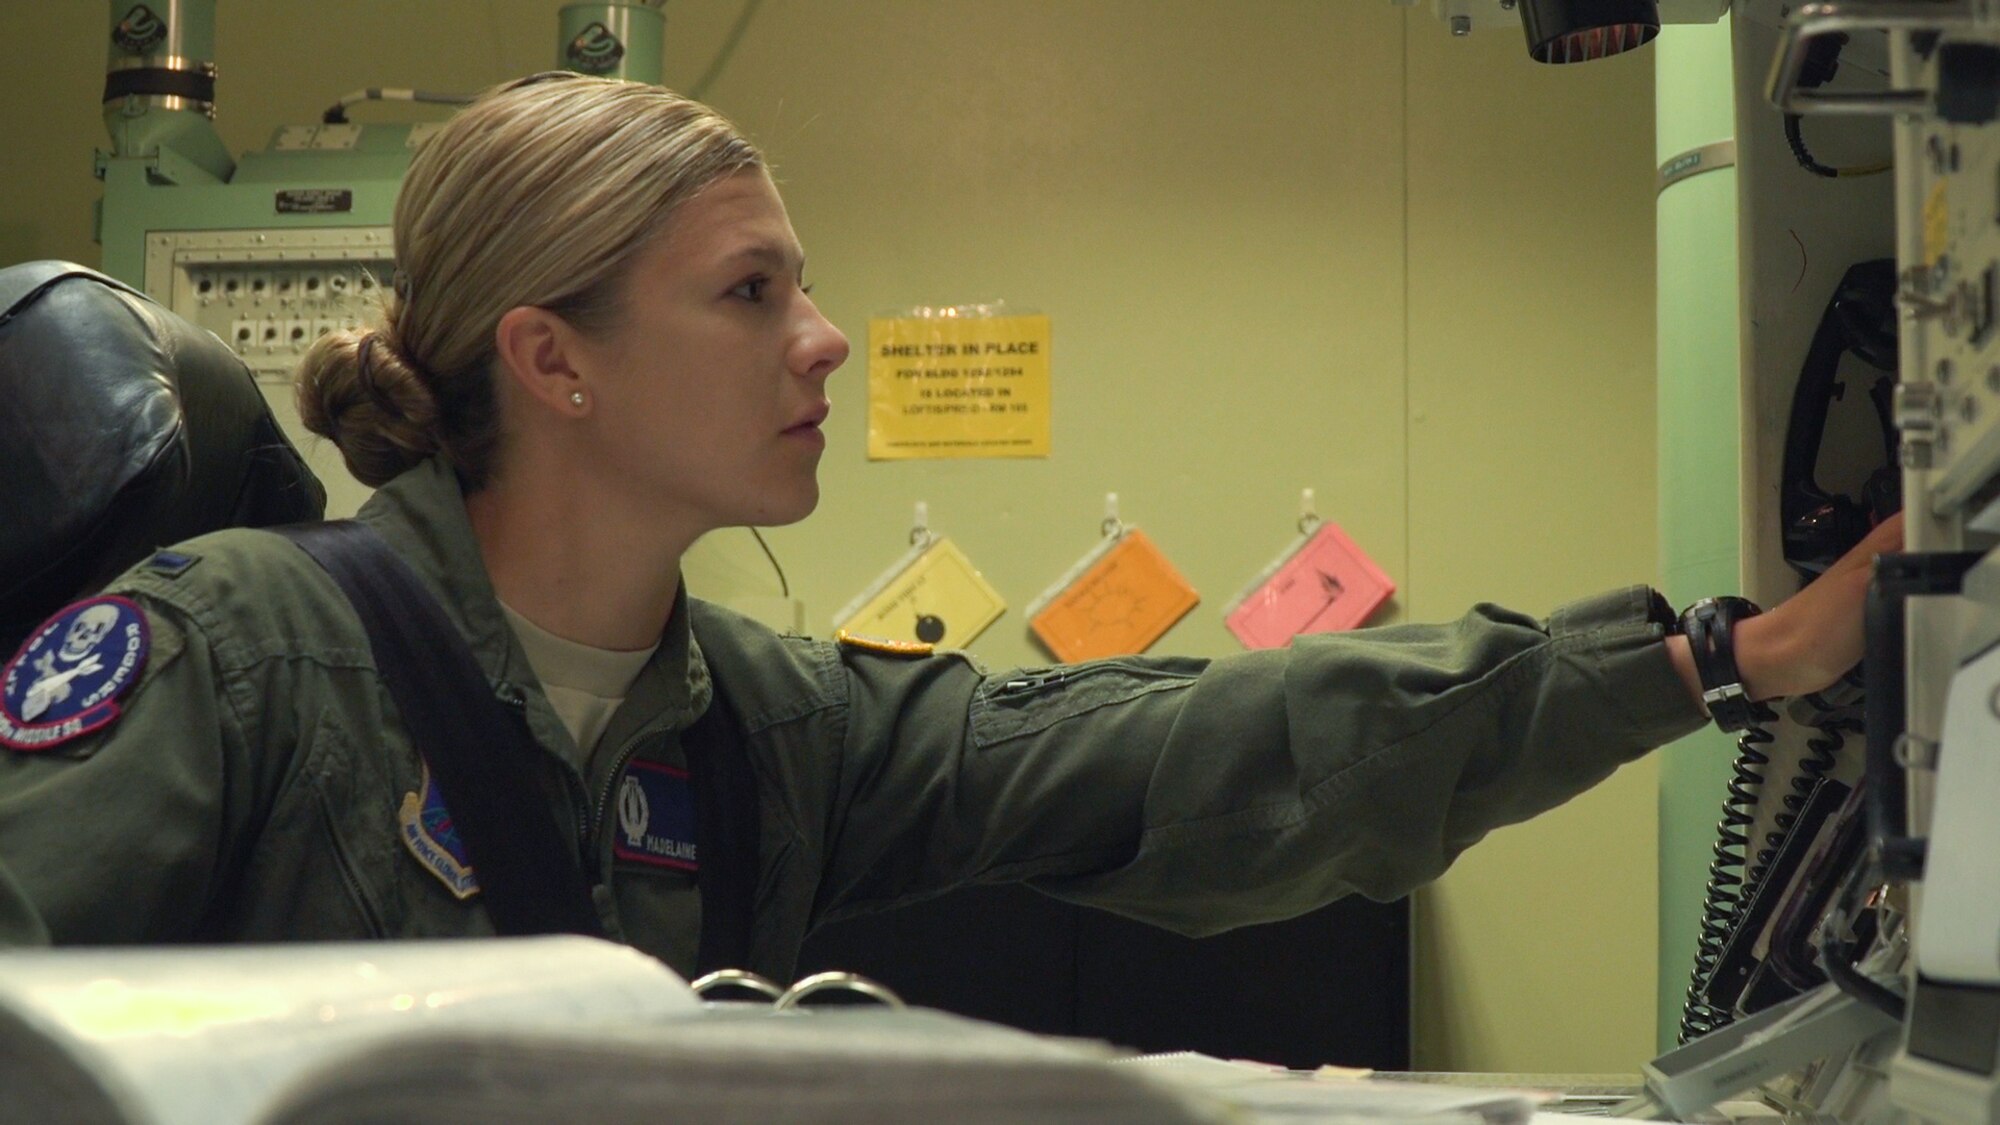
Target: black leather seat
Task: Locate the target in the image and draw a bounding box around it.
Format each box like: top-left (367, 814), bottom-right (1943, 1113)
top-left (0, 261), bottom-right (324, 656)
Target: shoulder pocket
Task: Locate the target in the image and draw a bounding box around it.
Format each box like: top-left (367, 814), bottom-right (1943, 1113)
top-left (292, 718), bottom-right (398, 938)
top-left (970, 660), bottom-right (1199, 750)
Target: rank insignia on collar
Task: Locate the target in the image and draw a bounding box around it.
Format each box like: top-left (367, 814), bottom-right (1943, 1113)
top-left (144, 550), bottom-right (198, 576)
top-left (835, 629), bottom-right (934, 658)
top-left (398, 765), bottom-right (480, 900)
top-left (0, 596), bottom-right (149, 752)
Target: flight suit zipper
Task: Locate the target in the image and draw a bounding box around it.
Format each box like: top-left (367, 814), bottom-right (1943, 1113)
top-left (990, 664), bottom-right (1194, 698)
top-left (995, 669), bottom-right (1069, 695)
top-left (320, 808), bottom-right (387, 937)
top-left (592, 730), bottom-right (652, 852)
top-left (493, 682), bottom-right (596, 870)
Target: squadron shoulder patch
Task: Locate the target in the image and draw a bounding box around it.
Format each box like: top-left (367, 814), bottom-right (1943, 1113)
top-left (0, 596), bottom-right (150, 751)
top-left (835, 629), bottom-right (934, 658)
top-left (398, 765), bottom-right (480, 899)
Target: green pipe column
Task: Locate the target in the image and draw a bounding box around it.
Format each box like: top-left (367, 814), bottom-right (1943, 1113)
top-left (1654, 16), bottom-right (1744, 1053)
top-left (102, 0), bottom-right (232, 183)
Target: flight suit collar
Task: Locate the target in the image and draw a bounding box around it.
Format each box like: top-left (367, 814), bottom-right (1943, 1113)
top-left (355, 459), bottom-right (518, 680)
top-left (353, 458), bottom-right (713, 767)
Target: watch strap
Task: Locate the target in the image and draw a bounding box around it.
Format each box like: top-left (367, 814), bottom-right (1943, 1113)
top-left (1681, 596), bottom-right (1773, 733)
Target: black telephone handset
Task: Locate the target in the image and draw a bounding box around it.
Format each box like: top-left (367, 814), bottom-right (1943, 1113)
top-left (1779, 258), bottom-right (1902, 578)
top-left (1679, 259), bottom-right (1900, 1043)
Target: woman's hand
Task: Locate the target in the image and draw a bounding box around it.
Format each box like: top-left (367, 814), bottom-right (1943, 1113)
top-left (1667, 512), bottom-right (1905, 710)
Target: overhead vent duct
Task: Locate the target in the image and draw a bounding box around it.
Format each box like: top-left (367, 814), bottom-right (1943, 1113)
top-left (1521, 0), bottom-right (1661, 63)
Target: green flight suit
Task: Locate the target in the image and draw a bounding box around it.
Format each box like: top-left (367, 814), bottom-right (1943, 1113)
top-left (0, 458), bottom-right (1704, 977)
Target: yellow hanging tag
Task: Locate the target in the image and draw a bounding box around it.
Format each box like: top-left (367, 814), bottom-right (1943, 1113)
top-left (833, 536), bottom-right (1006, 649)
top-left (1026, 529), bottom-right (1198, 662)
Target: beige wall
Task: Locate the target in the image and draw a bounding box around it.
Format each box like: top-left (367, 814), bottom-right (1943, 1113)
top-left (1404, 21), bottom-right (1661, 1071)
top-left (0, 1), bottom-right (1659, 1073)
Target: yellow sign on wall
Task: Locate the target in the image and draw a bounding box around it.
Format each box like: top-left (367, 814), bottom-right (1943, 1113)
top-left (867, 313), bottom-right (1051, 460)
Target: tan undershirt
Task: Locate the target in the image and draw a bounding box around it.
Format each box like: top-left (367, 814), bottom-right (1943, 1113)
top-left (499, 602), bottom-right (658, 762)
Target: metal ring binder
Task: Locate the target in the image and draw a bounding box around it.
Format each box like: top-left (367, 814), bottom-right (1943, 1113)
top-left (773, 971), bottom-right (906, 1011)
top-left (689, 969), bottom-right (784, 1001)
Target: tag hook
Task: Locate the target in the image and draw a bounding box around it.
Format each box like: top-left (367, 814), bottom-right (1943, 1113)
top-left (1298, 488), bottom-right (1322, 536)
top-left (1101, 492), bottom-right (1124, 538)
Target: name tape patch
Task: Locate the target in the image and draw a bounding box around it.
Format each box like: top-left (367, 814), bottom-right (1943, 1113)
top-left (0, 596), bottom-right (149, 751)
top-left (613, 758), bottom-right (698, 872)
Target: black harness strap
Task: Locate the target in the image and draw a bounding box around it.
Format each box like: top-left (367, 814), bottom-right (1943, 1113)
top-left (277, 520), bottom-right (605, 938)
top-left (679, 677), bottom-right (760, 975)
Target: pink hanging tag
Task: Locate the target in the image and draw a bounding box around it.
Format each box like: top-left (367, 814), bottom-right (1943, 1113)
top-left (1224, 522), bottom-right (1394, 650)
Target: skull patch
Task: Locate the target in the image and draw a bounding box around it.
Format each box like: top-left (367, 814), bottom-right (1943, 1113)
top-left (2, 596), bottom-right (150, 751)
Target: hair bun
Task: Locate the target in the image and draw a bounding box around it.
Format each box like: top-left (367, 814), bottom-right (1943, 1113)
top-left (295, 327), bottom-right (442, 488)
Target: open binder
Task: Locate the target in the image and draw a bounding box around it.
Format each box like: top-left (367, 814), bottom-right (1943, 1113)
top-left (0, 937), bottom-right (1202, 1124)
top-left (0, 936), bottom-right (1545, 1123)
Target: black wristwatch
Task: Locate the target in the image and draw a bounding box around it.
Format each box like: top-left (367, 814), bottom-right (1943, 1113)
top-left (1678, 596), bottom-right (1770, 733)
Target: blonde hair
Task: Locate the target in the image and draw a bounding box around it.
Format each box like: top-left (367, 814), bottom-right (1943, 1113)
top-left (296, 72), bottom-right (764, 488)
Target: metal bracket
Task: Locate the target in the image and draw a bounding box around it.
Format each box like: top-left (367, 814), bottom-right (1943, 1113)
top-left (1767, 0), bottom-right (1974, 115)
top-left (1619, 981), bottom-right (1901, 1119)
top-left (1894, 732), bottom-right (1941, 770)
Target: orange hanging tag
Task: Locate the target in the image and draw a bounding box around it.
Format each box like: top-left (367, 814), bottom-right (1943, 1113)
top-left (1027, 529), bottom-right (1198, 662)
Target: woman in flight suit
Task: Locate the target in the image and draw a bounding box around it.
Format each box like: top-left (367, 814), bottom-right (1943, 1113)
top-left (0, 73), bottom-right (1896, 979)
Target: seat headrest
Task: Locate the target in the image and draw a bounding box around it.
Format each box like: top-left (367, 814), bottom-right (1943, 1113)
top-left (0, 261), bottom-right (326, 654)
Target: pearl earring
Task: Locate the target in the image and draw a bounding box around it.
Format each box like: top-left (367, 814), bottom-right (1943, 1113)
top-left (569, 391), bottom-right (585, 408)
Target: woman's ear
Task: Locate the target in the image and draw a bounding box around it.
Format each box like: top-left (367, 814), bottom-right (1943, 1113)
top-left (493, 306), bottom-right (592, 416)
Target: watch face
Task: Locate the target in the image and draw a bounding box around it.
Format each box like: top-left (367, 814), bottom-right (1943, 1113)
top-left (1679, 596), bottom-right (1762, 631)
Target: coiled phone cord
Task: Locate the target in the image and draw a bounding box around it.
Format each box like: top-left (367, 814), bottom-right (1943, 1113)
top-left (1681, 716), bottom-right (1776, 1043)
top-left (1680, 693), bottom-right (1856, 1043)
top-left (1750, 695), bottom-right (1858, 885)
